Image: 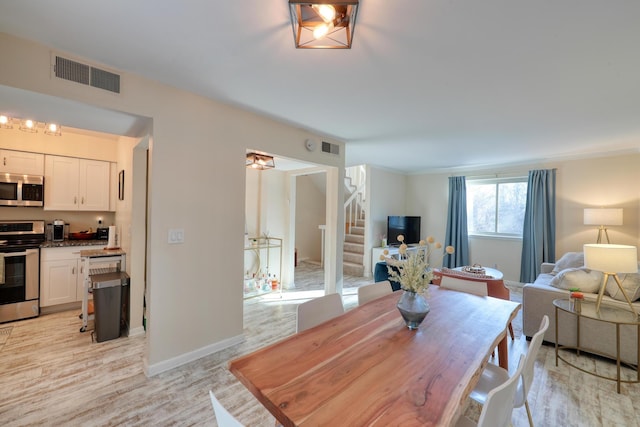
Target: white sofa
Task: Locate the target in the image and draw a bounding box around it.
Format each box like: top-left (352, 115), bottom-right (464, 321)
top-left (523, 253), bottom-right (640, 365)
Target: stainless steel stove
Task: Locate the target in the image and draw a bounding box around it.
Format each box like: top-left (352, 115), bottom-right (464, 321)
top-left (0, 220), bottom-right (45, 323)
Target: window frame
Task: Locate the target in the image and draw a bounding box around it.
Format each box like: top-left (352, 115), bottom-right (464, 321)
top-left (466, 176), bottom-right (528, 239)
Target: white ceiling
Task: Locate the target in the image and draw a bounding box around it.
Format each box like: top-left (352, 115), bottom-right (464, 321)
top-left (1, 0), bottom-right (639, 173)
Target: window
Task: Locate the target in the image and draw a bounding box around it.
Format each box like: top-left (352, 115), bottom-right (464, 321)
top-left (467, 178), bottom-right (527, 237)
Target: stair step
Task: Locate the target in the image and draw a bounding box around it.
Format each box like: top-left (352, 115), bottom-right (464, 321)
top-left (349, 226), bottom-right (364, 236)
top-left (344, 252), bottom-right (363, 264)
top-left (343, 242), bottom-right (364, 254)
top-left (343, 262), bottom-right (364, 277)
top-left (345, 234), bottom-right (364, 244)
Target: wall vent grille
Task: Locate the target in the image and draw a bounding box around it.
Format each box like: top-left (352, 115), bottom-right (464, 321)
top-left (54, 55), bottom-right (121, 94)
top-left (322, 141), bottom-right (340, 155)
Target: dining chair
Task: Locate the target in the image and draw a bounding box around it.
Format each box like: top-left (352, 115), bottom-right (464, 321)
top-left (469, 315), bottom-right (550, 427)
top-left (357, 280), bottom-right (394, 305)
top-left (209, 390), bottom-right (244, 427)
top-left (439, 275), bottom-right (489, 296)
top-left (296, 292), bottom-right (345, 333)
top-left (456, 354), bottom-right (526, 427)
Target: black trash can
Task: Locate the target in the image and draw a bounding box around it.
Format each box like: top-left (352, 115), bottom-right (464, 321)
top-left (91, 271), bottom-right (130, 342)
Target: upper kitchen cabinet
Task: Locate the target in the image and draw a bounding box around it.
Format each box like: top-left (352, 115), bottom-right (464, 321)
top-left (0, 149), bottom-right (44, 175)
top-left (44, 155), bottom-right (111, 211)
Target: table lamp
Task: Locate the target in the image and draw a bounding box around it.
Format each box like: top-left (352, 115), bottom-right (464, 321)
top-left (584, 244), bottom-right (638, 315)
top-left (583, 208), bottom-right (623, 243)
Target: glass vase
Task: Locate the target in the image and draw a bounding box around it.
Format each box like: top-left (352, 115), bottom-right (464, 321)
top-left (397, 290), bottom-right (430, 330)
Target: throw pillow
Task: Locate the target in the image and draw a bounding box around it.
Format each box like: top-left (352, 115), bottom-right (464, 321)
top-left (606, 272), bottom-right (640, 302)
top-left (551, 252), bottom-right (584, 275)
top-left (549, 268), bottom-right (602, 293)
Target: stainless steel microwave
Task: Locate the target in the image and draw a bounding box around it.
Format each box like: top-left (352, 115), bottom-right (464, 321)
top-left (0, 173), bottom-right (44, 207)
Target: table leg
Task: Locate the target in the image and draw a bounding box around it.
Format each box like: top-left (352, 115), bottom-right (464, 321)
top-left (616, 323), bottom-right (621, 393)
top-left (498, 335), bottom-right (509, 370)
top-left (555, 306), bottom-right (559, 367)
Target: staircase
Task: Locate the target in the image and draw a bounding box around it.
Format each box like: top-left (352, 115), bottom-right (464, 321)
top-left (343, 217), bottom-right (365, 276)
top-left (343, 166), bottom-right (366, 277)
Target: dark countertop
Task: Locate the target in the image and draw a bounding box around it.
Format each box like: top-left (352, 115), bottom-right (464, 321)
top-left (41, 239), bottom-right (108, 248)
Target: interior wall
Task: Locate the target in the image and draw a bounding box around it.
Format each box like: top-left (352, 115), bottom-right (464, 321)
top-left (295, 174), bottom-right (326, 263)
top-left (406, 152), bottom-right (640, 282)
top-left (0, 32), bottom-right (346, 374)
top-left (365, 167), bottom-right (408, 274)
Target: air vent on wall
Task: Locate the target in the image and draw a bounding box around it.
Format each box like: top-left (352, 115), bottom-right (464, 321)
top-left (54, 55), bottom-right (121, 94)
top-left (322, 141), bottom-right (340, 155)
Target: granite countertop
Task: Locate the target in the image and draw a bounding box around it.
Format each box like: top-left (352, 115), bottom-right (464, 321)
top-left (41, 239), bottom-right (108, 248)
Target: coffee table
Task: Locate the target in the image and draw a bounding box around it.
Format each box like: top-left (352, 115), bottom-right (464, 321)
top-left (553, 298), bottom-right (640, 393)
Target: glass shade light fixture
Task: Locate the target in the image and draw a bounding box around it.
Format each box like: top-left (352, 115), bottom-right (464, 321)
top-left (246, 152), bottom-right (276, 170)
top-left (0, 114), bottom-right (62, 136)
top-left (289, 0), bottom-right (359, 49)
top-left (44, 122), bottom-right (62, 136)
top-left (584, 244), bottom-right (638, 315)
top-left (19, 119), bottom-right (38, 133)
top-left (583, 208), bottom-right (623, 243)
top-left (0, 115), bottom-right (13, 129)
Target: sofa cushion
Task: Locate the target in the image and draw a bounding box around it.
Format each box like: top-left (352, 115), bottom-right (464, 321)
top-left (551, 252), bottom-right (584, 275)
top-left (549, 267), bottom-right (603, 293)
top-left (606, 272), bottom-right (640, 302)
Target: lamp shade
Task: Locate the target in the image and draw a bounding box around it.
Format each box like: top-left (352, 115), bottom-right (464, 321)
top-left (583, 244), bottom-right (638, 273)
top-left (583, 208), bottom-right (623, 226)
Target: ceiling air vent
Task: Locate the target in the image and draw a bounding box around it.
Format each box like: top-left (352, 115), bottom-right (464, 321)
top-left (322, 141), bottom-right (340, 155)
top-left (54, 55), bottom-right (121, 94)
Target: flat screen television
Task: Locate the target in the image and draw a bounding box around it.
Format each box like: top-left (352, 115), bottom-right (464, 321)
top-left (387, 216), bottom-right (421, 246)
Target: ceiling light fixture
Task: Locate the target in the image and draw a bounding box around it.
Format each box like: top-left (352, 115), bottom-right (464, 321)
top-left (19, 119), bottom-right (38, 133)
top-left (0, 115), bottom-right (14, 129)
top-left (44, 123), bottom-right (62, 136)
top-left (289, 0), bottom-right (359, 49)
top-left (246, 152), bottom-right (276, 170)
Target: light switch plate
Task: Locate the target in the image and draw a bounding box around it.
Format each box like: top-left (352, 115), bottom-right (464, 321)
top-left (168, 228), bottom-right (184, 244)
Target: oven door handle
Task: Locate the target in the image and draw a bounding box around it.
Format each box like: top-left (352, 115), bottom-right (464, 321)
top-left (2, 249), bottom-right (38, 257)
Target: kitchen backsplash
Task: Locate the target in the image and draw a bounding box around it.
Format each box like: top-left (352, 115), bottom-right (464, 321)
top-left (0, 208), bottom-right (115, 232)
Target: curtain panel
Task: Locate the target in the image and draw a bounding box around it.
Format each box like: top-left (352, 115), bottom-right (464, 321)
top-left (520, 169), bottom-right (556, 283)
top-left (444, 176), bottom-right (469, 268)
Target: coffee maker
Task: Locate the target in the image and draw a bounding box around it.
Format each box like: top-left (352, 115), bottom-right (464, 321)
top-left (52, 219), bottom-right (66, 241)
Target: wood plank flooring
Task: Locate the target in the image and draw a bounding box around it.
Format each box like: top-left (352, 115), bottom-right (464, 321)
top-left (0, 261), bottom-right (638, 426)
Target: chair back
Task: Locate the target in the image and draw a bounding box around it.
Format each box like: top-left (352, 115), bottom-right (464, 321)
top-left (209, 391), bottom-right (244, 427)
top-left (440, 276), bottom-right (489, 297)
top-left (515, 315), bottom-right (549, 407)
top-left (357, 281), bottom-right (394, 305)
top-left (296, 293), bottom-right (344, 333)
top-left (477, 354), bottom-right (526, 427)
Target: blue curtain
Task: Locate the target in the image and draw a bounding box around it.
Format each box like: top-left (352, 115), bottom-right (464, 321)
top-left (444, 176), bottom-right (469, 268)
top-left (520, 169), bottom-right (556, 283)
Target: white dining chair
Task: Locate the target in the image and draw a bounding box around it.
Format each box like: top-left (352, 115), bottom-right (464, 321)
top-left (469, 315), bottom-right (550, 427)
top-left (456, 354), bottom-right (526, 427)
top-left (296, 292), bottom-right (344, 333)
top-left (209, 390), bottom-right (244, 427)
top-left (357, 280), bottom-right (394, 305)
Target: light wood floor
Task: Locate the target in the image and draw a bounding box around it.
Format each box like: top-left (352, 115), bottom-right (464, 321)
top-left (0, 262), bottom-right (638, 426)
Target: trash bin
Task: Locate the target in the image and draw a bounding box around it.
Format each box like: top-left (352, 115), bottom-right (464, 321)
top-left (91, 271), bottom-right (130, 342)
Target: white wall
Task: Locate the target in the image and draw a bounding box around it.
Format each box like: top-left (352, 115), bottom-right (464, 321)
top-left (0, 32), bottom-right (345, 374)
top-left (406, 153), bottom-right (640, 281)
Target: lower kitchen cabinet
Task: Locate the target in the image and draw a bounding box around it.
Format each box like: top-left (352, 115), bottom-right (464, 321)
top-left (40, 246), bottom-right (103, 307)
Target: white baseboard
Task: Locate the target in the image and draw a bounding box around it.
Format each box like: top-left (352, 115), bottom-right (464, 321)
top-left (128, 326), bottom-right (145, 337)
top-left (143, 334), bottom-right (245, 377)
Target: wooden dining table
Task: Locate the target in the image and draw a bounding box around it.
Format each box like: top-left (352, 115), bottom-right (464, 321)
top-left (229, 285), bottom-right (520, 427)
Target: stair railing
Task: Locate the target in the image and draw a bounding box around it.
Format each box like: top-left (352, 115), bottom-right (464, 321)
top-left (344, 165), bottom-right (366, 235)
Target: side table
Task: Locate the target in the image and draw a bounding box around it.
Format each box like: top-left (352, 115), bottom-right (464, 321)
top-left (553, 298), bottom-right (640, 393)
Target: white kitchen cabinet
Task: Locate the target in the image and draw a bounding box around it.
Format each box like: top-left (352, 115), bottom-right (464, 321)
top-left (40, 246), bottom-right (103, 307)
top-left (0, 149), bottom-right (44, 175)
top-left (44, 155), bottom-right (111, 211)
